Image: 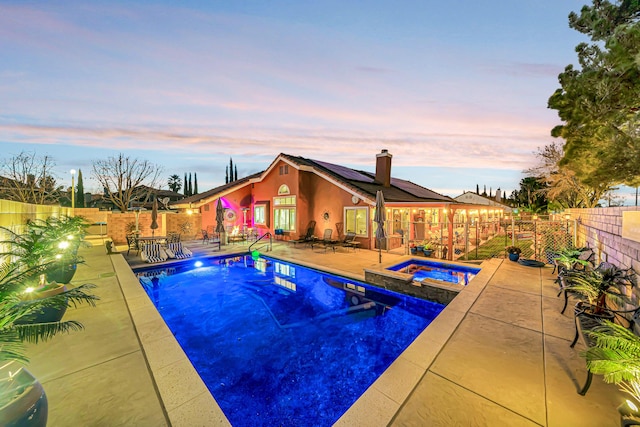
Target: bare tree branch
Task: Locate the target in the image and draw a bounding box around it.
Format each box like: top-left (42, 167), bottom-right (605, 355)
top-left (0, 151), bottom-right (61, 204)
top-left (91, 153), bottom-right (163, 212)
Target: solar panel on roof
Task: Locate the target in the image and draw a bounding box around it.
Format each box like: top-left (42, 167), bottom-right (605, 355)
top-left (312, 160), bottom-right (375, 183)
top-left (392, 179), bottom-right (452, 201)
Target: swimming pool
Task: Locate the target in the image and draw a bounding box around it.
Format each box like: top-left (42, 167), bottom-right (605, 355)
top-left (387, 259), bottom-right (481, 285)
top-left (135, 254), bottom-right (444, 426)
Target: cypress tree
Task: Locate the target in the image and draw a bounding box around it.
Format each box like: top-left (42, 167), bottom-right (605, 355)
top-left (194, 173), bottom-right (198, 195)
top-left (225, 166), bottom-right (229, 184)
top-left (234, 165), bottom-right (238, 181)
top-left (476, 184), bottom-right (479, 194)
top-left (76, 169), bottom-right (85, 208)
top-left (229, 158), bottom-right (234, 181)
top-left (188, 173), bottom-right (192, 196)
top-left (184, 173), bottom-right (188, 196)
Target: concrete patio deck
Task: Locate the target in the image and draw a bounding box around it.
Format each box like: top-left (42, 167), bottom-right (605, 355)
top-left (25, 238), bottom-right (625, 426)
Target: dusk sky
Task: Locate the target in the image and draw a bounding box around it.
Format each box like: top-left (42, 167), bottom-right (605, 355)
top-left (1, 0), bottom-right (606, 200)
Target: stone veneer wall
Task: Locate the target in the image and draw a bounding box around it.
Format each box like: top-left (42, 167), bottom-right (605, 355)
top-left (363, 269), bottom-right (462, 305)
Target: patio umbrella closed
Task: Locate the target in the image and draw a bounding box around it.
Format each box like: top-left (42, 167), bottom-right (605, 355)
top-left (215, 199), bottom-right (225, 234)
top-left (150, 197), bottom-right (159, 236)
top-left (374, 190), bottom-right (386, 263)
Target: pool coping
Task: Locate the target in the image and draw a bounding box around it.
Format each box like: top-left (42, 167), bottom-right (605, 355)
top-left (111, 251), bottom-right (500, 426)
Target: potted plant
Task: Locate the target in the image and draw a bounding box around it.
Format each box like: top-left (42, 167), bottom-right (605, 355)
top-left (36, 216), bottom-right (90, 284)
top-left (563, 263), bottom-right (636, 315)
top-left (506, 245), bottom-right (522, 262)
top-left (0, 216), bottom-right (90, 286)
top-left (553, 247), bottom-right (593, 275)
top-left (409, 243), bottom-right (417, 255)
top-left (0, 251), bottom-right (98, 426)
top-left (582, 321), bottom-right (640, 424)
top-left (423, 242), bottom-right (434, 257)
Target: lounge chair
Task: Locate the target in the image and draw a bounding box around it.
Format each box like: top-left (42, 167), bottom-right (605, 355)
top-left (165, 242), bottom-right (193, 259)
top-left (291, 220), bottom-right (317, 246)
top-left (311, 229), bottom-right (338, 252)
top-left (340, 231), bottom-right (359, 252)
top-left (140, 243), bottom-right (168, 263)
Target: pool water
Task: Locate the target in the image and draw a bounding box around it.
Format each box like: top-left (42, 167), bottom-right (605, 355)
top-left (387, 259), bottom-right (481, 285)
top-left (135, 255), bottom-right (444, 427)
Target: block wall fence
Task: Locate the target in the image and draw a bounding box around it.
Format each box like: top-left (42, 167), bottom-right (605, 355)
top-left (566, 206), bottom-right (640, 274)
top-left (0, 200), bottom-right (201, 244)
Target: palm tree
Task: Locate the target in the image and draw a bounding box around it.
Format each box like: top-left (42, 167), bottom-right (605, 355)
top-left (168, 174), bottom-right (182, 193)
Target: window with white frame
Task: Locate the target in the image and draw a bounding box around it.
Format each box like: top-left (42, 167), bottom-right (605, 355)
top-left (344, 207), bottom-right (368, 236)
top-left (278, 184), bottom-right (290, 195)
top-left (274, 196), bottom-right (296, 231)
top-left (254, 205), bottom-right (266, 225)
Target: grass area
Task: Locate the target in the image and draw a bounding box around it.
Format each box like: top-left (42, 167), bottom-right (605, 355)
top-left (461, 235), bottom-right (533, 261)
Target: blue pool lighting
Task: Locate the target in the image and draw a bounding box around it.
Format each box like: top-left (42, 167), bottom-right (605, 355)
top-left (135, 255), bottom-right (444, 426)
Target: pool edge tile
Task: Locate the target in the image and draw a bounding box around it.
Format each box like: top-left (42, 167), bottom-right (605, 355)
top-left (333, 387), bottom-right (399, 427)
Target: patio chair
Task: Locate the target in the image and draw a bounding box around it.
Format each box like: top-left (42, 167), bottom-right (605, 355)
top-left (311, 229), bottom-right (338, 252)
top-left (165, 242), bottom-right (193, 259)
top-left (208, 232), bottom-right (222, 251)
top-left (140, 243), bottom-right (168, 263)
top-left (340, 231), bottom-right (359, 252)
top-left (126, 234), bottom-right (140, 255)
top-left (291, 220), bottom-right (317, 246)
top-left (201, 229), bottom-right (210, 243)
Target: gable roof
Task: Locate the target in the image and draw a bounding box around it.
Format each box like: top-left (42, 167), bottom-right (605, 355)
top-left (453, 191), bottom-right (512, 209)
top-left (173, 153), bottom-right (456, 208)
top-left (281, 154), bottom-right (455, 204)
top-left (173, 171), bottom-right (262, 207)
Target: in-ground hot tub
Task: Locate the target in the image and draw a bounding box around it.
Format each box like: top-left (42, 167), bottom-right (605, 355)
top-left (386, 259), bottom-right (481, 286)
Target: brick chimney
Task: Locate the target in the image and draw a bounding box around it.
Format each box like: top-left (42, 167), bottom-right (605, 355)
top-left (375, 149), bottom-right (392, 187)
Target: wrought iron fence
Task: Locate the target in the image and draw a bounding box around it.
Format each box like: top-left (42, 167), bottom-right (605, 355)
top-left (378, 217), bottom-right (575, 263)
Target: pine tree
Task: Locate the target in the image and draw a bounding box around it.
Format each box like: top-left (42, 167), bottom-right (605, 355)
top-left (234, 165), bottom-right (238, 181)
top-left (194, 173), bottom-right (198, 195)
top-left (76, 169), bottom-right (85, 208)
top-left (184, 173), bottom-right (188, 196)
